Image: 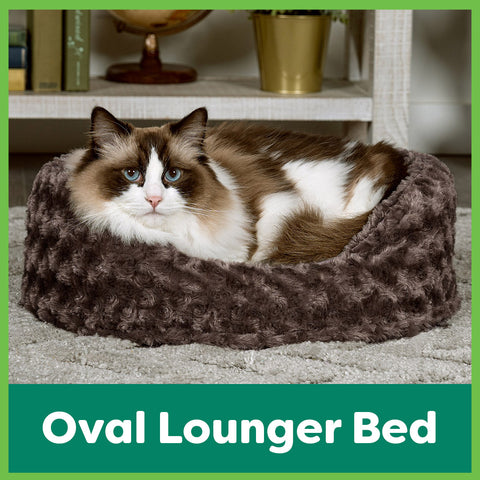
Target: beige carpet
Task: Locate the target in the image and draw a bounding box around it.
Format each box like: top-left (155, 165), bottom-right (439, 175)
top-left (9, 206), bottom-right (471, 384)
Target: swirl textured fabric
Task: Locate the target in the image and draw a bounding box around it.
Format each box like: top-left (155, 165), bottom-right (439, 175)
top-left (21, 151), bottom-right (460, 349)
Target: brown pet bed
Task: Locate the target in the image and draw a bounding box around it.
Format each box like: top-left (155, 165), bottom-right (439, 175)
top-left (21, 150), bottom-right (460, 349)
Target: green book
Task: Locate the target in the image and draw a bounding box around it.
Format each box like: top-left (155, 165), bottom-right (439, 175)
top-left (9, 24), bottom-right (27, 47)
top-left (27, 10), bottom-right (63, 92)
top-left (63, 10), bottom-right (90, 91)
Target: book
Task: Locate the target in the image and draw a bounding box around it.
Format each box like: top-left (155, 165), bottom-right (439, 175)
top-left (9, 46), bottom-right (28, 69)
top-left (63, 10), bottom-right (90, 91)
top-left (27, 10), bottom-right (63, 92)
top-left (9, 24), bottom-right (27, 47)
top-left (9, 69), bottom-right (27, 91)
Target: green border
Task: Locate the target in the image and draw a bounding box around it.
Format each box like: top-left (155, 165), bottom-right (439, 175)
top-left (5, 2), bottom-right (476, 479)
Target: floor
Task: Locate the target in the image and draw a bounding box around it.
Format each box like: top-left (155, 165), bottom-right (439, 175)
top-left (441, 156), bottom-right (471, 208)
top-left (9, 153), bottom-right (471, 208)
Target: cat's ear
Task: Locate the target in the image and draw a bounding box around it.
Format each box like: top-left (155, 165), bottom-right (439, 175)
top-left (169, 107), bottom-right (208, 152)
top-left (89, 106), bottom-right (133, 154)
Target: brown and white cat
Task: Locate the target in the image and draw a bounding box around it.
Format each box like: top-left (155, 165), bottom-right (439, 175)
top-left (66, 106), bottom-right (407, 264)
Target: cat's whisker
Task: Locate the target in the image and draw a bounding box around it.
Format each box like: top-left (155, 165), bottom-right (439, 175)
top-left (183, 206), bottom-right (227, 215)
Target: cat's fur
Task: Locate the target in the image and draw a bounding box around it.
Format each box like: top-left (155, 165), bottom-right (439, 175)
top-left (66, 106), bottom-right (407, 264)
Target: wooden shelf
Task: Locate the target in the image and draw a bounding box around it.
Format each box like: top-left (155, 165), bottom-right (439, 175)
top-left (9, 76), bottom-right (372, 122)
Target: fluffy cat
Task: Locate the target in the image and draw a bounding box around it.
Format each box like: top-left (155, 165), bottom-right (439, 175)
top-left (66, 106), bottom-right (407, 264)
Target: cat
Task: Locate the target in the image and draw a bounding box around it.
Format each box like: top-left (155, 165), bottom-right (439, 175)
top-left (66, 106), bottom-right (407, 264)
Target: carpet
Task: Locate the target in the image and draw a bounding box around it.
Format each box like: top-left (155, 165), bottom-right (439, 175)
top-left (9, 206), bottom-right (471, 384)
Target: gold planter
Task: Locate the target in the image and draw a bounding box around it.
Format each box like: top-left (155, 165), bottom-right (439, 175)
top-left (253, 14), bottom-right (331, 94)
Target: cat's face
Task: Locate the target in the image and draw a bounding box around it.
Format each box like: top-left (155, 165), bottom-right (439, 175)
top-left (69, 107), bottom-right (226, 232)
top-left (110, 144), bottom-right (188, 228)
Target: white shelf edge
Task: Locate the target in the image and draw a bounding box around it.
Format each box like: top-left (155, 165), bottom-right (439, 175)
top-left (9, 76), bottom-right (373, 122)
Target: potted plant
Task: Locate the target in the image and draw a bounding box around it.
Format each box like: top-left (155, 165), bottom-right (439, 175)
top-left (252, 10), bottom-right (345, 94)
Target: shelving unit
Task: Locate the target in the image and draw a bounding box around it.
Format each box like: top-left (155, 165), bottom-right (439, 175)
top-left (9, 10), bottom-right (412, 147)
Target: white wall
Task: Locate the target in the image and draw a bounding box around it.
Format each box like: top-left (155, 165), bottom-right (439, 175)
top-left (9, 9), bottom-right (471, 154)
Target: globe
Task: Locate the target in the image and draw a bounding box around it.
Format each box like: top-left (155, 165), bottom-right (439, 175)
top-left (106, 10), bottom-right (210, 84)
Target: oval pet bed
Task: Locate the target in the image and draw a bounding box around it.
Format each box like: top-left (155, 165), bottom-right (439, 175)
top-left (21, 150), bottom-right (460, 349)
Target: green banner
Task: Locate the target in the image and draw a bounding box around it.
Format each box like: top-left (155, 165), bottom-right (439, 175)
top-left (8, 384), bottom-right (471, 473)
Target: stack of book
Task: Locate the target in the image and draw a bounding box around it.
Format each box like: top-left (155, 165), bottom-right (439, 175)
top-left (9, 10), bottom-right (91, 92)
top-left (9, 24), bottom-right (28, 91)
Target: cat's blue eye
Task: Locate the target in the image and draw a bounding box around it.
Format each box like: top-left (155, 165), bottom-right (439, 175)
top-left (165, 167), bottom-right (181, 182)
top-left (123, 168), bottom-right (141, 182)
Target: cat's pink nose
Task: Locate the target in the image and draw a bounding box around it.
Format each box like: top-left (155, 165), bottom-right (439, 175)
top-left (147, 195), bottom-right (162, 209)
